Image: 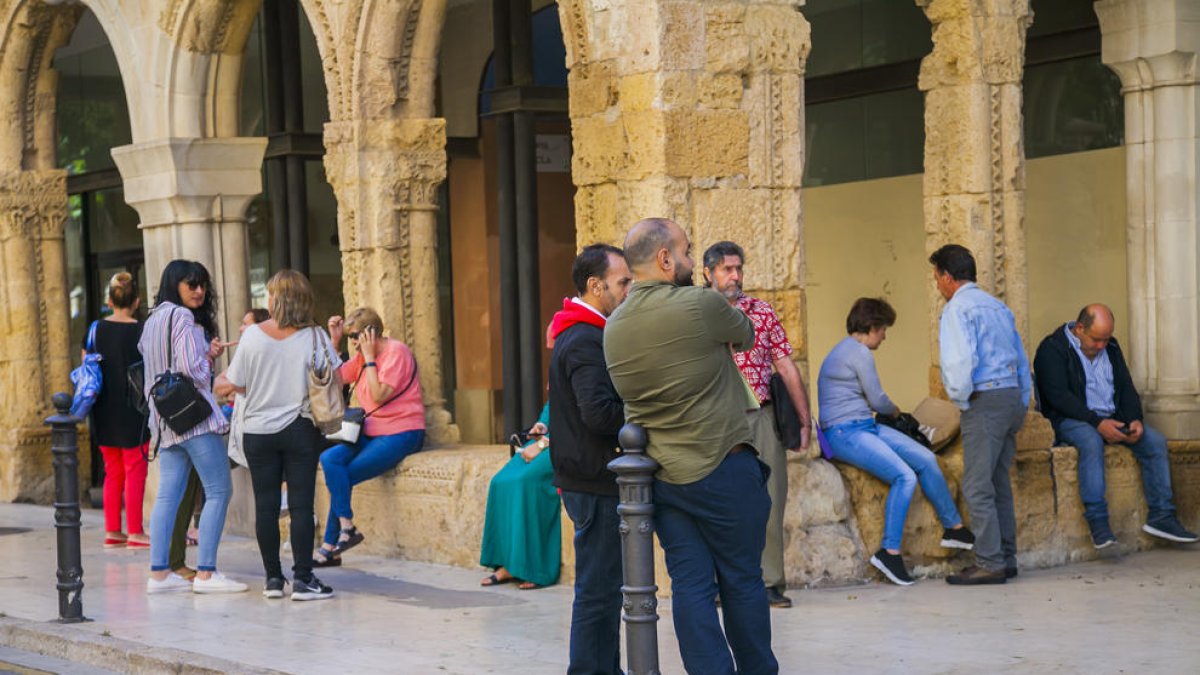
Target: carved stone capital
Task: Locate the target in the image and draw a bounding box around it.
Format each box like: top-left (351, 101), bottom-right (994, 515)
top-left (918, 0), bottom-right (1031, 89)
top-left (0, 170), bottom-right (67, 241)
top-left (111, 137), bottom-right (267, 228)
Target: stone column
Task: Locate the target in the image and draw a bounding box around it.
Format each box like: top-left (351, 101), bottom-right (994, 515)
top-left (917, 0), bottom-right (1050, 446)
top-left (111, 137), bottom-right (267, 344)
top-left (1097, 0), bottom-right (1200, 438)
top-left (0, 170), bottom-right (75, 502)
top-left (324, 118), bottom-right (459, 444)
top-left (561, 0), bottom-right (810, 367)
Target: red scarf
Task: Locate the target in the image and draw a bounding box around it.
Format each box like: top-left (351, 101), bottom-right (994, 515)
top-left (549, 297), bottom-right (606, 340)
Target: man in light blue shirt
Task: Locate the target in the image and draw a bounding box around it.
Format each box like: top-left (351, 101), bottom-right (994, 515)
top-left (931, 244), bottom-right (1030, 585)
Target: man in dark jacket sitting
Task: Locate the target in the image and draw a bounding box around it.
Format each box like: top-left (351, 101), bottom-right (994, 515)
top-left (1033, 303), bottom-right (1197, 548)
top-left (548, 243), bottom-right (631, 675)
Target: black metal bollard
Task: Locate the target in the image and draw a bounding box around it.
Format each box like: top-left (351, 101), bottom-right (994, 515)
top-left (46, 392), bottom-right (87, 623)
top-left (608, 423), bottom-right (660, 675)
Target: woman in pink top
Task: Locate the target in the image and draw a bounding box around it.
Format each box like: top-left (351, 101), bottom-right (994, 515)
top-left (314, 307), bottom-right (426, 566)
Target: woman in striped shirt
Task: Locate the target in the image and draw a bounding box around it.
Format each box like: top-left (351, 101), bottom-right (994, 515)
top-left (139, 260), bottom-right (247, 595)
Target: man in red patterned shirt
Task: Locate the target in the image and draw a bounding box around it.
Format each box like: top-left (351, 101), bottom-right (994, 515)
top-left (703, 241), bottom-right (812, 609)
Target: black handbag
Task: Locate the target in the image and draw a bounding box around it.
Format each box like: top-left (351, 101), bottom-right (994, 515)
top-left (149, 308), bottom-right (213, 436)
top-left (875, 412), bottom-right (932, 449)
top-left (768, 372), bottom-right (804, 449)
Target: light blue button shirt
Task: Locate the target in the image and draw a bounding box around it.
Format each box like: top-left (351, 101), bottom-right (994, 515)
top-left (1063, 322), bottom-right (1117, 416)
top-left (938, 283), bottom-right (1032, 411)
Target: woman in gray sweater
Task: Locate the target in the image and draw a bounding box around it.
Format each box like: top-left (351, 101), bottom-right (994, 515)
top-left (817, 297), bottom-right (973, 585)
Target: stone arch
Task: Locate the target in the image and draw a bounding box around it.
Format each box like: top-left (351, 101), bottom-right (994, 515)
top-left (81, 0), bottom-right (259, 140)
top-left (299, 0), bottom-right (446, 123)
top-left (0, 0), bottom-right (82, 168)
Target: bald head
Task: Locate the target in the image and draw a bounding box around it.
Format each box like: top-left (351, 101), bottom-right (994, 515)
top-left (1072, 303), bottom-right (1115, 359)
top-left (1077, 304), bottom-right (1114, 333)
top-left (622, 218), bottom-right (695, 285)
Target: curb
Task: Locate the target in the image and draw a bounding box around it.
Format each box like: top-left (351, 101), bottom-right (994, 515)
top-left (0, 616), bottom-right (286, 675)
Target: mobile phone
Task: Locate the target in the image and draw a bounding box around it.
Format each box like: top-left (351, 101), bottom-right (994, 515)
top-left (1117, 424), bottom-right (1130, 435)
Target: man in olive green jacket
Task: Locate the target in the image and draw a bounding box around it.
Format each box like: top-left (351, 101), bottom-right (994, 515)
top-left (604, 218), bottom-right (778, 675)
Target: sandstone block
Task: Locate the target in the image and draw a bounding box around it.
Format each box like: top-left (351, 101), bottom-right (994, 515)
top-left (568, 66), bottom-right (617, 118)
top-left (698, 73), bottom-right (743, 109)
top-left (921, 83), bottom-right (993, 196)
top-left (785, 522), bottom-right (866, 587)
top-left (617, 72), bottom-right (658, 112)
top-left (745, 4), bottom-right (809, 74)
top-left (570, 116), bottom-right (634, 185)
top-left (749, 288), bottom-right (807, 365)
top-left (1168, 442), bottom-right (1200, 529)
top-left (658, 0), bottom-right (706, 71)
top-left (786, 457), bottom-right (851, 527)
top-left (704, 3), bottom-right (750, 73)
top-left (663, 109), bottom-right (749, 177)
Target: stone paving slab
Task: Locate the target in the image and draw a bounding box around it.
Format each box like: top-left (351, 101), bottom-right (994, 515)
top-left (0, 503), bottom-right (1198, 674)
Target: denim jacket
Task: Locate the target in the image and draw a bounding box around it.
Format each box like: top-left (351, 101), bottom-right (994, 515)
top-left (938, 283), bottom-right (1032, 411)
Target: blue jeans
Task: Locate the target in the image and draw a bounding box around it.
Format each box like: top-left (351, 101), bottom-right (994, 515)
top-left (149, 433), bottom-right (232, 572)
top-left (655, 450), bottom-right (777, 675)
top-left (320, 429), bottom-right (425, 546)
top-left (1054, 418), bottom-right (1175, 524)
top-left (825, 418), bottom-right (963, 551)
top-left (560, 491), bottom-right (623, 675)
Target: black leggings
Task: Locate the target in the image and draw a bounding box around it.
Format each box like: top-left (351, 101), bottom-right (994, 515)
top-left (243, 415), bottom-right (324, 580)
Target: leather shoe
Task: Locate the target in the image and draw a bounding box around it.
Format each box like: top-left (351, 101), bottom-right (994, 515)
top-left (1005, 566), bottom-right (1018, 579)
top-left (946, 565), bottom-right (1006, 585)
top-left (766, 586), bottom-right (792, 608)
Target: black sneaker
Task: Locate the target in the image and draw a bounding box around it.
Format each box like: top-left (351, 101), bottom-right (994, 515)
top-left (940, 527), bottom-right (976, 550)
top-left (263, 576), bottom-right (288, 599)
top-left (291, 575), bottom-right (334, 601)
top-left (765, 586), bottom-right (792, 608)
top-left (1005, 565), bottom-right (1018, 579)
top-left (1088, 519), bottom-right (1118, 549)
top-left (1143, 517), bottom-right (1199, 543)
top-left (869, 549), bottom-right (914, 586)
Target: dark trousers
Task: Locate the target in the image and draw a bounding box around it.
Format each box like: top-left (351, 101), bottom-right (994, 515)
top-left (560, 490), bottom-right (623, 675)
top-left (243, 416), bottom-right (323, 580)
top-left (167, 469), bottom-right (200, 570)
top-left (960, 388), bottom-right (1025, 571)
top-left (654, 450), bottom-right (777, 675)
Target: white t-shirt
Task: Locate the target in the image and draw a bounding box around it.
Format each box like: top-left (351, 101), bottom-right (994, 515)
top-left (225, 325), bottom-right (342, 434)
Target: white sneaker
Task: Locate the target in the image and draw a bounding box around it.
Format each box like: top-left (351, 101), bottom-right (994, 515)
top-left (192, 571), bottom-right (249, 594)
top-left (146, 573), bottom-right (192, 594)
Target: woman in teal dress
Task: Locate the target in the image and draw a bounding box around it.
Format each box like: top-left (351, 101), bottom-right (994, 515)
top-left (479, 403), bottom-right (560, 589)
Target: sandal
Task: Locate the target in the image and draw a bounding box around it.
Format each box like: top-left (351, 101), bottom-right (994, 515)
top-left (517, 581), bottom-right (543, 590)
top-left (186, 528), bottom-right (199, 547)
top-left (333, 527), bottom-right (364, 555)
top-left (126, 537), bottom-right (151, 550)
top-left (313, 548), bottom-right (342, 568)
top-left (480, 572), bottom-right (516, 587)
top-left (103, 536), bottom-right (127, 549)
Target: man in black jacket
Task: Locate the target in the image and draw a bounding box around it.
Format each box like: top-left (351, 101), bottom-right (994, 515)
top-left (548, 243), bottom-right (631, 675)
top-left (1034, 303), bottom-right (1197, 548)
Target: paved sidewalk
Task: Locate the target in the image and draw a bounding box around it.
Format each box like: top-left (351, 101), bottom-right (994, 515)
top-left (0, 502), bottom-right (1197, 674)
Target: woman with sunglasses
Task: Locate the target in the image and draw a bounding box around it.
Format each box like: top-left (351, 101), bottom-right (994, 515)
top-left (139, 260), bottom-right (246, 594)
top-left (314, 307), bottom-right (426, 567)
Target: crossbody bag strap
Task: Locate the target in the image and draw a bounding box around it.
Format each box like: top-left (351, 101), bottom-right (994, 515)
top-left (363, 353), bottom-right (419, 418)
top-left (86, 320), bottom-right (100, 353)
top-left (165, 307), bottom-right (177, 371)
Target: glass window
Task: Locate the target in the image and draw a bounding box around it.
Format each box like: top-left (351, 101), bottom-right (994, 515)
top-left (478, 4), bottom-right (568, 114)
top-left (241, 16), bottom-right (267, 137)
top-left (1024, 55), bottom-right (1123, 159)
top-left (53, 10), bottom-right (132, 174)
top-left (804, 88), bottom-right (924, 186)
top-left (299, 9), bottom-right (330, 134)
top-left (805, 0), bottom-right (931, 78)
top-left (1029, 0), bottom-right (1097, 38)
top-left (305, 161), bottom-right (343, 322)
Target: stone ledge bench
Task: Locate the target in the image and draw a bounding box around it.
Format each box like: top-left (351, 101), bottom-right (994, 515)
top-left (215, 440), bottom-right (1200, 592)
